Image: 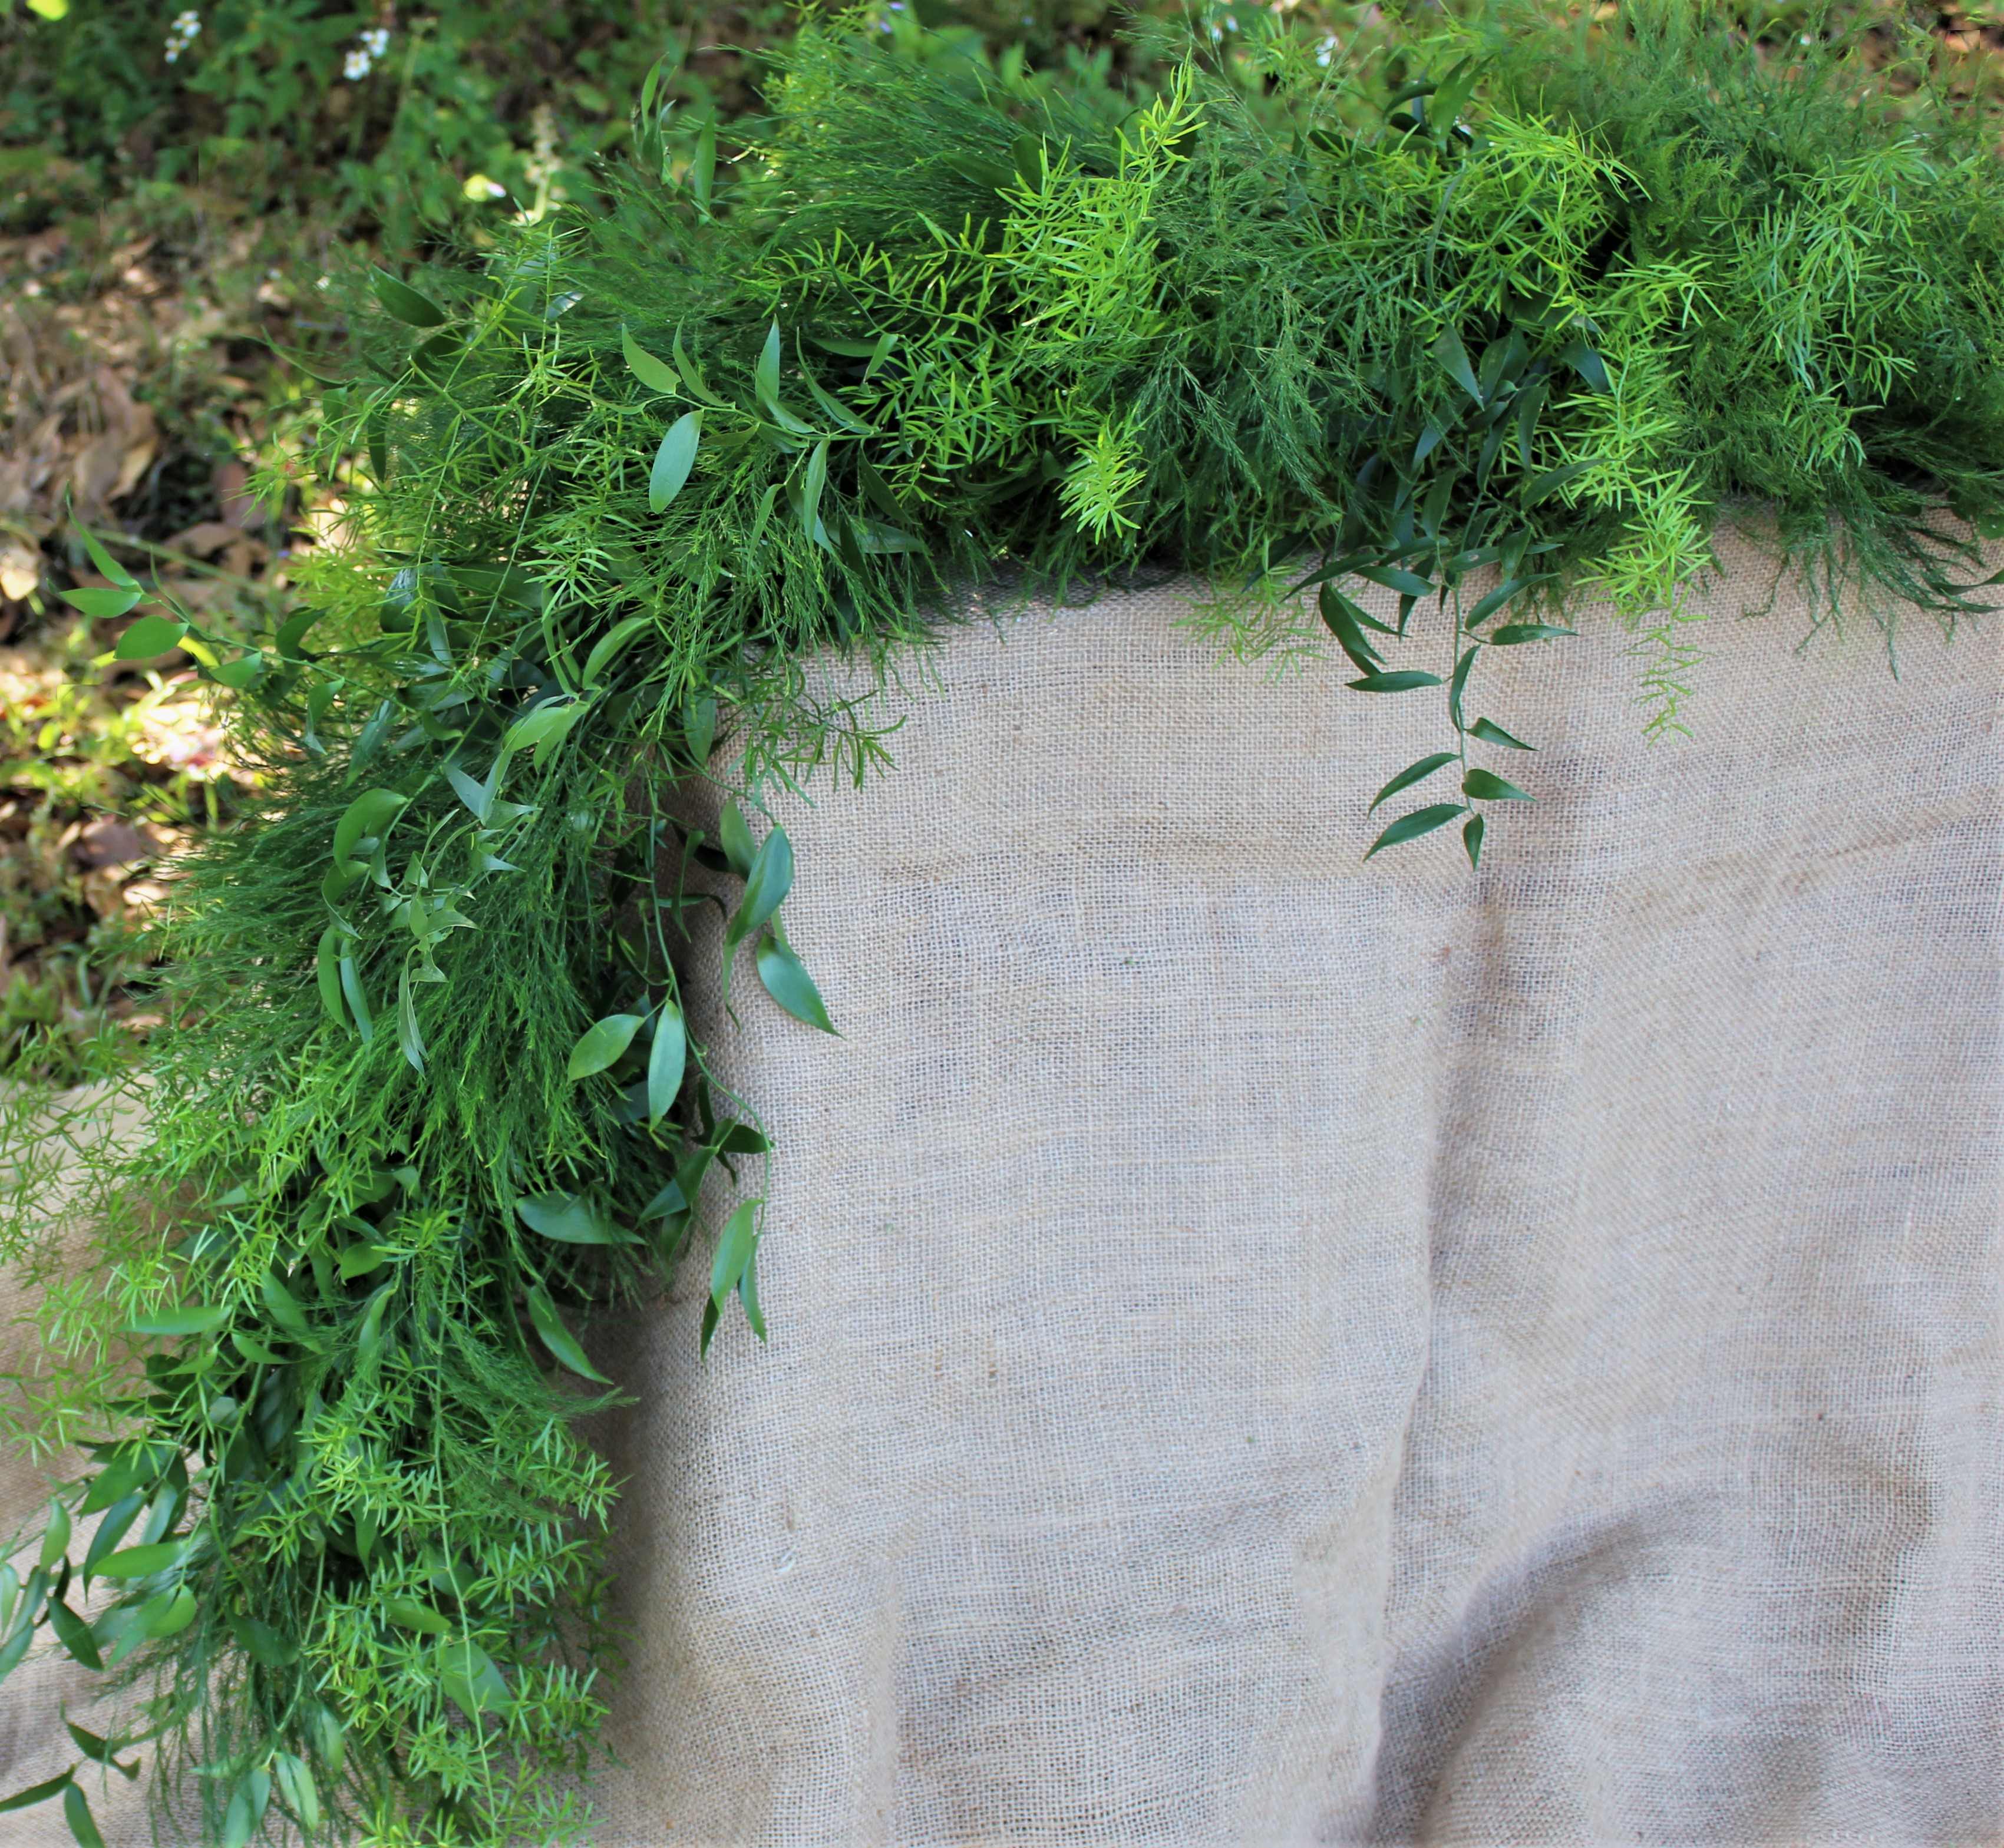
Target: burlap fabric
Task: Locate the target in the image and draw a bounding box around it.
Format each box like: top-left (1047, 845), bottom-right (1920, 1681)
top-left (4, 546), bottom-right (1998, 1843)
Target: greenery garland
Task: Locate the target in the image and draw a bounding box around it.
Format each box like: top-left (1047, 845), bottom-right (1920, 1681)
top-left (3, 5), bottom-right (2002, 1842)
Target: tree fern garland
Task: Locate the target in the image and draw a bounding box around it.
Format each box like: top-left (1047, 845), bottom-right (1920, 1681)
top-left (2, 7), bottom-right (2002, 1842)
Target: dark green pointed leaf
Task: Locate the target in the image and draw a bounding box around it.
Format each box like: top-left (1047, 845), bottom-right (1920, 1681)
top-left (64, 586), bottom-right (144, 621)
top-left (372, 268), bottom-right (448, 328)
top-left (648, 999), bottom-right (686, 1125)
top-left (219, 1768), bottom-right (270, 1848)
top-left (1318, 584), bottom-right (1384, 675)
top-left (1464, 574), bottom-right (1552, 629)
top-left (527, 1284), bottom-right (613, 1384)
top-left (718, 801), bottom-right (755, 878)
top-left (331, 789), bottom-right (407, 864)
top-left (63, 1783), bottom-right (105, 1848)
top-left (96, 1542), bottom-right (182, 1578)
top-left (1462, 768), bottom-right (1534, 801)
top-left (756, 934), bottom-right (837, 1033)
top-left (517, 1192), bottom-right (633, 1245)
top-left (691, 117), bottom-right (717, 214)
top-left (755, 322), bottom-right (782, 410)
top-left (395, 966), bottom-right (425, 1073)
top-left (1524, 461), bottom-right (1599, 504)
top-left (1355, 566), bottom-right (1433, 599)
top-left (339, 954), bottom-right (374, 1044)
top-left (49, 1600), bottom-right (101, 1669)
top-left (316, 926), bottom-right (346, 1027)
top-left (1515, 377), bottom-right (1549, 468)
top-left (738, 1244), bottom-right (766, 1341)
top-left (1434, 325), bottom-right (1482, 404)
top-left (622, 326), bottom-right (682, 396)
top-left (567, 1012), bottom-right (645, 1080)
top-left (38, 1503), bottom-right (70, 1572)
top-left (857, 457), bottom-right (910, 525)
top-left (1369, 752), bottom-right (1457, 813)
top-left (137, 1585), bottom-right (196, 1637)
top-left (337, 1244), bottom-right (384, 1281)
top-left (709, 1201), bottom-right (761, 1308)
top-left (384, 1596), bottom-right (451, 1634)
top-left (1468, 716), bottom-right (1536, 750)
top-left (1364, 802), bottom-right (1465, 859)
top-left (682, 695), bottom-right (717, 765)
top-left (78, 525), bottom-right (140, 590)
top-left (207, 652), bottom-right (265, 690)
top-left (727, 825), bottom-right (794, 950)
top-left (648, 411), bottom-right (702, 514)
top-left (1560, 340), bottom-right (1610, 392)
top-left (272, 1754), bottom-right (319, 1834)
top-left (226, 1614), bottom-right (298, 1667)
top-left (1448, 643), bottom-right (1479, 732)
top-left (356, 1281), bottom-right (394, 1363)
top-left (111, 613), bottom-right (185, 656)
top-left (1464, 811), bottom-right (1485, 869)
top-left (0, 1627), bottom-right (32, 1686)
top-left (797, 438), bottom-right (829, 546)
top-left (1348, 671), bottom-right (1444, 692)
top-left (260, 1270), bottom-right (311, 1336)
top-left (582, 615), bottom-right (651, 688)
top-left (0, 1773), bottom-right (73, 1814)
top-left (1489, 623), bottom-right (1575, 645)
top-left (671, 330), bottom-right (728, 407)
top-left (126, 1303), bottom-right (229, 1338)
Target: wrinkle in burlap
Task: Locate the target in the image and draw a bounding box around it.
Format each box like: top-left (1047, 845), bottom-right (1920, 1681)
top-left (0, 546), bottom-right (1996, 1844)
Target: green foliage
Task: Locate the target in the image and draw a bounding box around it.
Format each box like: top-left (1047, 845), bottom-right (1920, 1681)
top-left (3, 6), bottom-right (2003, 1843)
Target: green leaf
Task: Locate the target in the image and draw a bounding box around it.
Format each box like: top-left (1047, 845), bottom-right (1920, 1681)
top-left (1448, 643), bottom-right (1479, 732)
top-left (137, 1586), bottom-right (196, 1637)
top-left (206, 653), bottom-right (266, 690)
top-left (1354, 566), bottom-right (1433, 599)
top-left (755, 321), bottom-right (783, 409)
top-left (77, 525), bottom-right (140, 590)
top-left (797, 438), bottom-right (830, 546)
top-left (226, 1614), bottom-right (298, 1667)
top-left (273, 606), bottom-right (322, 660)
top-left (1462, 768), bottom-right (1534, 801)
top-left (517, 1192), bottom-right (632, 1245)
top-left (0, 1625), bottom-right (31, 1687)
top-left (1434, 325), bottom-right (1483, 404)
top-left (95, 1542), bottom-right (183, 1578)
top-left (756, 934), bottom-right (837, 1033)
top-left (738, 1244), bottom-right (766, 1341)
top-left (1560, 340), bottom-right (1610, 392)
top-left (1464, 574), bottom-right (1551, 629)
top-left (691, 117), bottom-right (717, 214)
top-left (356, 1281), bottom-right (395, 1365)
top-left (1464, 809), bottom-right (1485, 870)
top-left (395, 965), bottom-right (425, 1073)
top-left (384, 1596), bottom-right (451, 1634)
top-left (439, 1638), bottom-right (513, 1721)
top-left (1489, 623), bottom-right (1575, 645)
top-left (647, 999), bottom-right (686, 1125)
top-left (718, 801), bottom-right (755, 878)
top-left (64, 586), bottom-right (143, 621)
top-left (1364, 802), bottom-right (1465, 859)
top-left (339, 954), bottom-right (374, 1044)
top-left (1468, 716), bottom-right (1536, 750)
top-left (260, 1270), bottom-right (311, 1335)
top-left (682, 695), bottom-right (717, 766)
top-left (1369, 752), bottom-right (1458, 812)
top-left (38, 1502), bottom-right (70, 1572)
top-left (648, 410), bottom-right (702, 514)
top-left (315, 926), bottom-right (346, 1028)
top-left (727, 825), bottom-right (794, 950)
top-left (672, 330), bottom-right (728, 407)
top-left (622, 326), bottom-right (682, 396)
top-left (372, 267), bottom-right (448, 328)
top-left (582, 615), bottom-right (651, 688)
top-left (126, 1303), bottom-right (229, 1338)
top-left (567, 1012), bottom-right (645, 1080)
top-left (857, 457), bottom-right (911, 525)
top-left (0, 1773), bottom-right (72, 1815)
top-left (709, 1201), bottom-right (761, 1309)
top-left (111, 612), bottom-right (186, 656)
top-left (1524, 460), bottom-right (1599, 504)
top-left (49, 1600), bottom-right (101, 1669)
top-left (219, 1768), bottom-right (270, 1848)
top-left (63, 1783), bottom-right (105, 1848)
top-left (502, 696), bottom-right (586, 763)
top-left (338, 1243), bottom-right (384, 1281)
top-left (1515, 377), bottom-right (1549, 469)
top-left (1318, 585), bottom-right (1385, 676)
top-left (331, 789), bottom-right (407, 864)
top-left (527, 1284), bottom-right (613, 1384)
top-left (1348, 671), bottom-right (1444, 692)
top-left (273, 1753), bottom-right (319, 1834)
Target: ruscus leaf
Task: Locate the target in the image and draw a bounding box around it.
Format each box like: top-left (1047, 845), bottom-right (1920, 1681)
top-left (1364, 802), bottom-right (1465, 858)
top-left (567, 1013), bottom-right (645, 1080)
top-left (756, 934), bottom-right (837, 1033)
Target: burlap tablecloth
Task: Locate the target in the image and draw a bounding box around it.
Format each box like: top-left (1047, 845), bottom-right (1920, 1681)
top-left (5, 547), bottom-right (1999, 1843)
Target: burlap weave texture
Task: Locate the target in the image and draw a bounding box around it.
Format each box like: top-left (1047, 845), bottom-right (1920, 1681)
top-left (0, 552), bottom-right (1994, 1844)
top-left (587, 552), bottom-right (2000, 1845)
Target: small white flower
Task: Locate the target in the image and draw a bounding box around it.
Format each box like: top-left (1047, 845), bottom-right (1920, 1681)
top-left (163, 8), bottom-right (200, 62)
top-left (345, 27), bottom-right (389, 80)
